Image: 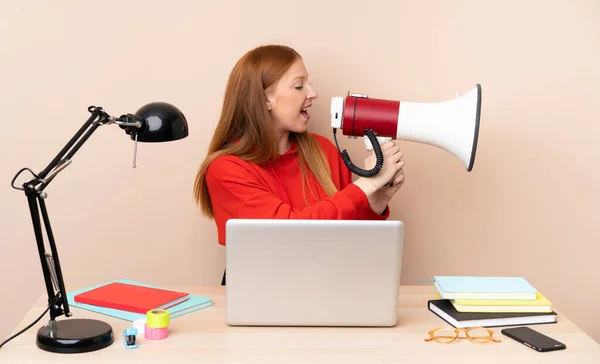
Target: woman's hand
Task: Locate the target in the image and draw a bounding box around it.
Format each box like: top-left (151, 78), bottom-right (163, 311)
top-left (355, 141), bottom-right (403, 187)
top-left (355, 141), bottom-right (405, 214)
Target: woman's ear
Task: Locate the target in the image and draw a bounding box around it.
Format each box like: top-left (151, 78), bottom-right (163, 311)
top-left (265, 91), bottom-right (273, 111)
top-left (263, 89), bottom-right (275, 111)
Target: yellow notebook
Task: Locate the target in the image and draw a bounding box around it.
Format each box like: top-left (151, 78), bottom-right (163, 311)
top-left (450, 292), bottom-right (552, 313)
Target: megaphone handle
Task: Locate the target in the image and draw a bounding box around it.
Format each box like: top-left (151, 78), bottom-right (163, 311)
top-left (364, 136), bottom-right (393, 151)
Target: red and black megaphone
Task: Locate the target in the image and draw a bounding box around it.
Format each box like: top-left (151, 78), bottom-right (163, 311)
top-left (330, 84), bottom-right (481, 177)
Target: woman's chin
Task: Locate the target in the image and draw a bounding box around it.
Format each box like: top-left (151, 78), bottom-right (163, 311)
top-left (292, 120), bottom-right (309, 133)
top-left (294, 125), bottom-right (308, 134)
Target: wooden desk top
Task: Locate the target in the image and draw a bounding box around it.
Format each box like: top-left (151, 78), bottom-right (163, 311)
top-left (1, 285), bottom-right (598, 363)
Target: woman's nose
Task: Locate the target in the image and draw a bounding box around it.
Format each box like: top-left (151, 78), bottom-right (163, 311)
top-left (307, 84), bottom-right (318, 100)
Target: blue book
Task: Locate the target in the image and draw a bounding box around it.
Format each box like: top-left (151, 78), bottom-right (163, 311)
top-left (67, 279), bottom-right (213, 322)
top-left (433, 276), bottom-right (537, 300)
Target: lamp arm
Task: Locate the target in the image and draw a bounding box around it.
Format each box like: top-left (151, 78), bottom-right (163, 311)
top-left (25, 190), bottom-right (68, 321)
top-left (38, 121), bottom-right (103, 192)
top-left (36, 106), bottom-right (106, 183)
top-left (11, 106), bottom-right (139, 325)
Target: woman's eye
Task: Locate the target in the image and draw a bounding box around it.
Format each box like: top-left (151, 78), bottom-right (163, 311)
top-left (295, 85), bottom-right (304, 90)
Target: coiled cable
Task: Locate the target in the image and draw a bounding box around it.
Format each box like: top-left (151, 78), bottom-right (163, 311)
top-left (333, 128), bottom-right (384, 177)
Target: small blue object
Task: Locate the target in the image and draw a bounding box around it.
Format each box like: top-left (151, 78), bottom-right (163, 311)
top-left (123, 327), bottom-right (138, 349)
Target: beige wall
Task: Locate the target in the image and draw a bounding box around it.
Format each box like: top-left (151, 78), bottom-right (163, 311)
top-left (1, 0), bottom-right (599, 344)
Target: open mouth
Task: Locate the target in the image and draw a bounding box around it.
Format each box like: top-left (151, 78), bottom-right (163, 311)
top-left (300, 106), bottom-right (310, 118)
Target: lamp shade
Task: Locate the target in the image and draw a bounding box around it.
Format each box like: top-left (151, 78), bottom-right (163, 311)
top-left (121, 102), bottom-right (189, 142)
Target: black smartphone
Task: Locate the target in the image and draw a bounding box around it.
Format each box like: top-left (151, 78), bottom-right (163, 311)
top-left (501, 326), bottom-right (566, 352)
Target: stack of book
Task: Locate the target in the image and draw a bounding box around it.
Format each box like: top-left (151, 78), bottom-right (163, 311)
top-left (67, 279), bottom-right (213, 322)
top-left (428, 276), bottom-right (557, 328)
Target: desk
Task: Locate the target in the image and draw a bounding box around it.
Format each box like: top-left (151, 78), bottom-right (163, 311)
top-left (1, 286), bottom-right (598, 363)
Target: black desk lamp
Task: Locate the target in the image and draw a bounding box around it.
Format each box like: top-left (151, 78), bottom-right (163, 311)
top-left (8, 102), bottom-right (189, 353)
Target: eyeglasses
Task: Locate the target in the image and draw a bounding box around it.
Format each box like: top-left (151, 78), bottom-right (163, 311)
top-left (425, 327), bottom-right (501, 344)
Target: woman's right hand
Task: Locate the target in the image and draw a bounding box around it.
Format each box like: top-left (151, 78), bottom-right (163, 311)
top-left (354, 141), bottom-right (404, 196)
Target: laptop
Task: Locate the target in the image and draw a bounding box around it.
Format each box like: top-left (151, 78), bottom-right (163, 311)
top-left (225, 219), bottom-right (404, 327)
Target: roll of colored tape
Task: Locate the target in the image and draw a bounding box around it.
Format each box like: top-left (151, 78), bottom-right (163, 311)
top-left (144, 324), bottom-right (168, 340)
top-left (146, 309), bottom-right (170, 329)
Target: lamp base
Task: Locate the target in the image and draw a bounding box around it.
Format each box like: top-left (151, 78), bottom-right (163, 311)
top-left (36, 318), bottom-right (114, 354)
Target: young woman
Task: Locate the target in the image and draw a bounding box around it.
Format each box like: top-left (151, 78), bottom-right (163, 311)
top-left (194, 45), bottom-right (405, 247)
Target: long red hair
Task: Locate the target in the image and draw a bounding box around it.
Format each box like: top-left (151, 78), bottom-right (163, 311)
top-left (193, 45), bottom-right (338, 218)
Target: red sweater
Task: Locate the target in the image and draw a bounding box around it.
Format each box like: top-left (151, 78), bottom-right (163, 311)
top-left (205, 133), bottom-right (390, 245)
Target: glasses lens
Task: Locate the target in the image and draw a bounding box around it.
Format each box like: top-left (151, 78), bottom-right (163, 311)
top-left (467, 327), bottom-right (492, 343)
top-left (432, 328), bottom-right (458, 343)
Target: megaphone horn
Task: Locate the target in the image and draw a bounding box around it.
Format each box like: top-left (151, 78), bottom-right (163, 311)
top-left (330, 84), bottom-right (482, 177)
